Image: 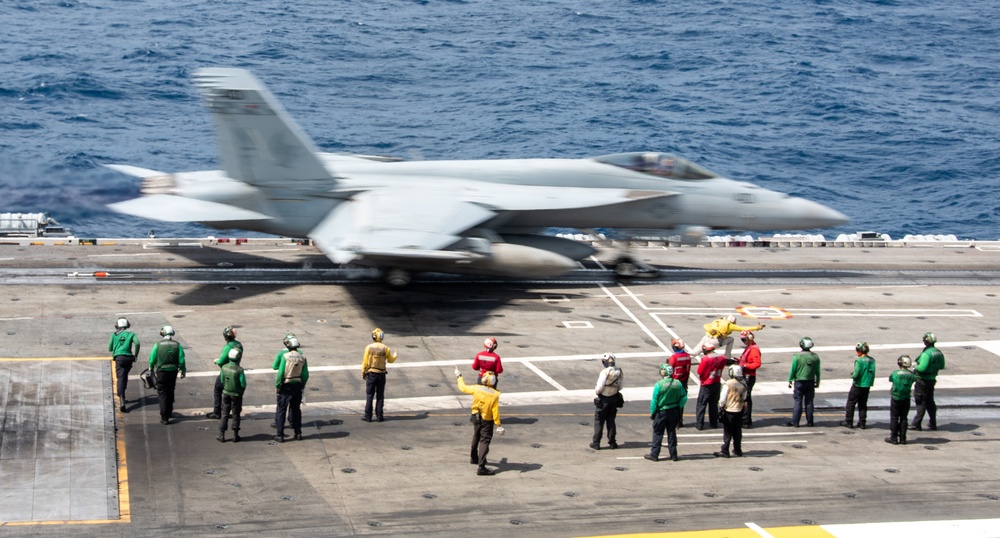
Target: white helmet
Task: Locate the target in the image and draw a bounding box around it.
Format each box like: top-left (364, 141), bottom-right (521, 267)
top-left (799, 337), bottom-right (814, 350)
top-left (483, 337), bottom-right (498, 351)
top-left (283, 333), bottom-right (300, 350)
top-left (160, 325), bottom-right (175, 337)
top-left (602, 352), bottom-right (616, 368)
top-left (116, 317), bottom-right (130, 329)
top-left (728, 364), bottom-right (743, 380)
top-left (898, 355), bottom-right (913, 369)
top-left (481, 372), bottom-right (497, 388)
top-left (725, 314), bottom-right (737, 323)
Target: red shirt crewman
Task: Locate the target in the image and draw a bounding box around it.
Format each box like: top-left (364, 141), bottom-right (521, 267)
top-left (472, 337), bottom-right (503, 386)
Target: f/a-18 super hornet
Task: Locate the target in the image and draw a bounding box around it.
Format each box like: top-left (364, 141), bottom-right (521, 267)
top-left (108, 68), bottom-right (848, 286)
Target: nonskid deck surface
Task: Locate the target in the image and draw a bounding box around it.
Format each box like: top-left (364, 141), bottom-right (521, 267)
top-left (1, 240), bottom-right (998, 536)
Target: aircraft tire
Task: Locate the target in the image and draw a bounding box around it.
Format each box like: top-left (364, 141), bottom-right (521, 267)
top-left (615, 259), bottom-right (637, 278)
top-left (385, 268), bottom-right (413, 288)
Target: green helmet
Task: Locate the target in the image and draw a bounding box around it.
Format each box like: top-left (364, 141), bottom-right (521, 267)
top-left (855, 342), bottom-right (869, 355)
top-left (922, 332), bottom-right (937, 346)
top-left (659, 364), bottom-right (673, 378)
top-left (799, 337), bottom-right (814, 350)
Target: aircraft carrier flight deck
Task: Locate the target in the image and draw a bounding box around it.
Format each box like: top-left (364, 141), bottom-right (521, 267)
top-left (1, 237), bottom-right (999, 537)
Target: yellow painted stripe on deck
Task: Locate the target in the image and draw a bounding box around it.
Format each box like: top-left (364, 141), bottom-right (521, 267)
top-left (768, 526), bottom-right (836, 538)
top-left (583, 525), bottom-right (836, 538)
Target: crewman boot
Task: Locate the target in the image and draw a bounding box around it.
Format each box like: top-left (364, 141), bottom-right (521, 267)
top-left (206, 412), bottom-right (221, 420)
top-left (858, 421), bottom-right (866, 430)
top-left (884, 437), bottom-right (898, 445)
top-left (233, 431), bottom-right (241, 443)
top-left (477, 467), bottom-right (495, 476)
top-left (217, 432), bottom-right (226, 443)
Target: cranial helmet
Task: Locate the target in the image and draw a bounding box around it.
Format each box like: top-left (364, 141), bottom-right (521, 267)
top-left (659, 364), bottom-right (674, 378)
top-left (484, 337), bottom-right (498, 351)
top-left (116, 317), bottom-right (130, 330)
top-left (481, 372), bottom-right (497, 388)
top-left (228, 347), bottom-right (242, 362)
top-left (283, 333), bottom-right (300, 350)
top-left (160, 325), bottom-right (175, 337)
top-left (671, 338), bottom-right (686, 352)
top-left (898, 355), bottom-right (913, 369)
top-left (726, 314), bottom-right (737, 323)
top-left (799, 337), bottom-right (814, 350)
top-left (740, 330), bottom-right (754, 341)
top-left (728, 364), bottom-right (743, 380)
top-left (602, 352), bottom-right (616, 368)
top-left (923, 332), bottom-right (937, 346)
top-left (702, 342), bottom-right (716, 354)
top-left (372, 328), bottom-right (384, 343)
top-left (856, 341), bottom-right (870, 355)
top-left (223, 326), bottom-right (237, 340)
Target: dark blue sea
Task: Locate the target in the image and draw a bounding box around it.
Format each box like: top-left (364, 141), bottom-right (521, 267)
top-left (2, 0), bottom-right (998, 239)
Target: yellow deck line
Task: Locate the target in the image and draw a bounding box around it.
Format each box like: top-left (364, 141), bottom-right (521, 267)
top-left (583, 525), bottom-right (838, 538)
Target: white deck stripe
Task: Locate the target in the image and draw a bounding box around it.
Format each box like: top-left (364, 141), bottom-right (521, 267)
top-left (522, 360), bottom-right (568, 391)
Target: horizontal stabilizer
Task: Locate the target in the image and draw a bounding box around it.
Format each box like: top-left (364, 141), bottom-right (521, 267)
top-left (108, 195), bottom-right (271, 223)
top-left (104, 164), bottom-right (168, 178)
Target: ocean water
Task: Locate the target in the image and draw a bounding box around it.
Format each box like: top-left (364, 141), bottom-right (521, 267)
top-left (2, 0), bottom-right (998, 239)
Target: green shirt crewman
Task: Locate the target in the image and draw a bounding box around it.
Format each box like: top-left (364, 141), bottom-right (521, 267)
top-left (842, 342), bottom-right (876, 429)
top-left (272, 333), bottom-right (308, 442)
top-left (646, 364), bottom-right (688, 462)
top-left (787, 337), bottom-right (820, 427)
top-left (217, 356), bottom-right (247, 443)
top-left (887, 355), bottom-right (918, 445)
top-left (208, 326), bottom-right (243, 419)
top-left (109, 317), bottom-right (141, 411)
top-left (148, 325), bottom-right (186, 425)
top-left (911, 332), bottom-right (946, 431)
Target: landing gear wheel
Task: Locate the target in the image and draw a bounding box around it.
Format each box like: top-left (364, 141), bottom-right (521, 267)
top-left (615, 258), bottom-right (638, 278)
top-left (384, 268), bottom-right (412, 288)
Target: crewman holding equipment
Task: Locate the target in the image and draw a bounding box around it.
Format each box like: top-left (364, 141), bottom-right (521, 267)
top-left (109, 317), bottom-right (140, 412)
top-left (273, 333), bottom-right (308, 442)
top-left (362, 328), bottom-right (397, 422)
top-left (207, 326), bottom-right (243, 420)
top-left (149, 325), bottom-right (186, 425)
top-left (455, 367), bottom-right (503, 475)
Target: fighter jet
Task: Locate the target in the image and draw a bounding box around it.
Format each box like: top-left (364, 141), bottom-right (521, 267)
top-left (108, 68), bottom-right (848, 286)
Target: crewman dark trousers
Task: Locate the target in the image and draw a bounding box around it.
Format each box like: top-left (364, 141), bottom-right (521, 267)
top-left (114, 354), bottom-right (135, 404)
top-left (742, 376), bottom-right (756, 426)
top-left (220, 394), bottom-right (243, 439)
top-left (845, 385), bottom-right (871, 427)
top-left (650, 408), bottom-right (680, 460)
top-left (695, 383), bottom-right (721, 429)
top-left (275, 382), bottom-right (303, 437)
top-left (364, 372), bottom-right (387, 421)
top-left (791, 380), bottom-right (816, 426)
top-left (888, 398), bottom-right (910, 444)
top-left (155, 370), bottom-right (179, 422)
top-left (211, 376), bottom-right (224, 416)
top-left (720, 410), bottom-right (743, 456)
top-left (471, 415), bottom-right (495, 470)
top-left (911, 379), bottom-right (937, 430)
top-left (592, 394), bottom-right (618, 447)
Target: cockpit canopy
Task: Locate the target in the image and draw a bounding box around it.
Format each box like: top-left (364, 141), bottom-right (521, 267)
top-left (594, 152), bottom-right (718, 180)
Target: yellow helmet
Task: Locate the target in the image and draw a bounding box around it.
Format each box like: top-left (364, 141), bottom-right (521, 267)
top-left (372, 328), bottom-right (384, 342)
top-left (480, 372), bottom-right (497, 388)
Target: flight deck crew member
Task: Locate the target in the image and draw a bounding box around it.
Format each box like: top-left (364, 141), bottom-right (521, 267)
top-left (715, 365), bottom-right (747, 458)
top-left (217, 351), bottom-right (246, 443)
top-left (787, 337), bottom-right (820, 427)
top-left (149, 325), bottom-right (186, 425)
top-left (109, 317), bottom-right (140, 412)
top-left (694, 314), bottom-right (765, 360)
top-left (455, 367), bottom-right (503, 475)
top-left (591, 352), bottom-right (623, 450)
top-left (841, 342), bottom-right (876, 429)
top-left (668, 338), bottom-right (691, 427)
top-left (911, 332), bottom-right (946, 431)
top-left (472, 337), bottom-right (503, 386)
top-left (645, 364), bottom-right (686, 462)
top-left (362, 328), bottom-right (397, 422)
top-left (273, 333), bottom-right (308, 442)
top-left (887, 355), bottom-right (918, 445)
top-left (737, 330), bottom-right (761, 428)
top-left (695, 343), bottom-right (725, 430)
top-left (207, 326), bottom-right (243, 420)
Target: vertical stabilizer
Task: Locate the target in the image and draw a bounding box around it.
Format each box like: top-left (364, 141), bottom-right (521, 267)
top-left (193, 68), bottom-right (335, 188)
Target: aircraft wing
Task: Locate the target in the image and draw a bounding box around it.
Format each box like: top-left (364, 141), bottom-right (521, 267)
top-left (309, 188), bottom-right (495, 263)
top-left (108, 194), bottom-right (271, 223)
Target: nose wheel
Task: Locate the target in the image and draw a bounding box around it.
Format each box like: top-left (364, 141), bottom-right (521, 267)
top-left (613, 256), bottom-right (659, 279)
top-left (383, 268), bottom-right (413, 288)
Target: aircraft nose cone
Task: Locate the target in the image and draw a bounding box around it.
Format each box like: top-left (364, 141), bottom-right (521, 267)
top-left (788, 197), bottom-right (849, 229)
